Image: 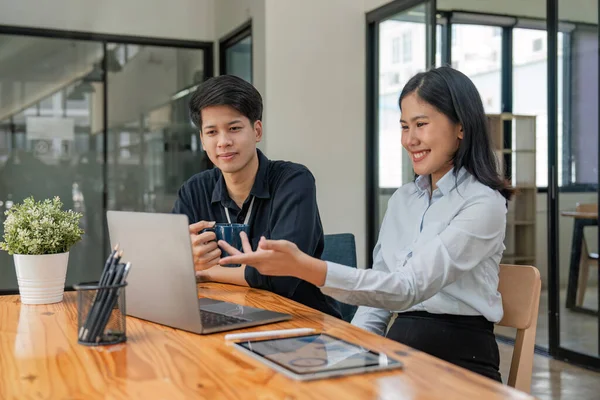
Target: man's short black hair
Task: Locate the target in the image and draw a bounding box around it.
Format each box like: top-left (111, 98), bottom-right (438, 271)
top-left (189, 75), bottom-right (263, 130)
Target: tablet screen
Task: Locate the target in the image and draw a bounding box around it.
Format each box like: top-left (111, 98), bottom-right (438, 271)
top-left (236, 333), bottom-right (400, 375)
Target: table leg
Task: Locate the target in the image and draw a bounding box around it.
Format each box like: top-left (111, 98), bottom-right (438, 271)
top-left (566, 219), bottom-right (585, 309)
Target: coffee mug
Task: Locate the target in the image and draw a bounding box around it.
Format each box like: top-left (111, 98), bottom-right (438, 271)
top-left (201, 223), bottom-right (249, 267)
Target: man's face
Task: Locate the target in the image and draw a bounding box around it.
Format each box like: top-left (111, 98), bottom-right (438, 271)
top-left (199, 105), bottom-right (262, 174)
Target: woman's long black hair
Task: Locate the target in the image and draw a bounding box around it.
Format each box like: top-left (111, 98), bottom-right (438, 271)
top-left (399, 66), bottom-right (514, 200)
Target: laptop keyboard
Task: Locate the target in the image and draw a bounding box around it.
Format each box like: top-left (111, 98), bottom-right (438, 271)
top-left (200, 309), bottom-right (250, 328)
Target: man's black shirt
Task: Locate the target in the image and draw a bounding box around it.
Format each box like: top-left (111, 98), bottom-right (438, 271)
top-left (172, 149), bottom-right (341, 318)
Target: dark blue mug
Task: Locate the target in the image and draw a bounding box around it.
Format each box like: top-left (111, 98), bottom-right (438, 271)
top-left (201, 223), bottom-right (249, 267)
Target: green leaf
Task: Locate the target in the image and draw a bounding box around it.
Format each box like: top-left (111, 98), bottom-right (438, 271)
top-left (0, 196), bottom-right (84, 256)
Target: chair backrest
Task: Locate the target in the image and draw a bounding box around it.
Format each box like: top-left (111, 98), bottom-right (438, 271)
top-left (322, 234), bottom-right (357, 268)
top-left (322, 233), bottom-right (358, 322)
top-left (575, 203), bottom-right (598, 256)
top-left (576, 202), bottom-right (598, 214)
top-left (496, 264), bottom-right (541, 394)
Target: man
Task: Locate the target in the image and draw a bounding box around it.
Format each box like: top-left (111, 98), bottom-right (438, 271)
top-left (172, 75), bottom-right (341, 318)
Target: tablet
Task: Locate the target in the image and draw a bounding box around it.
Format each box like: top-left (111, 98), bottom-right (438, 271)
top-left (232, 333), bottom-right (403, 381)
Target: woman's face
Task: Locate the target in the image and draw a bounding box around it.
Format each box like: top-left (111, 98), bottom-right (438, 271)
top-left (400, 93), bottom-right (463, 188)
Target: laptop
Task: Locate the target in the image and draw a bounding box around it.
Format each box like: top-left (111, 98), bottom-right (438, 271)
top-left (106, 211), bottom-right (292, 334)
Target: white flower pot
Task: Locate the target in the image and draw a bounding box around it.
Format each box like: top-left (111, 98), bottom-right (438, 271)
top-left (14, 252), bottom-right (69, 305)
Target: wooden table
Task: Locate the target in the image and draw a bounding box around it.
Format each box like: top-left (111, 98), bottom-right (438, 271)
top-left (560, 210), bottom-right (598, 314)
top-left (0, 283), bottom-right (533, 399)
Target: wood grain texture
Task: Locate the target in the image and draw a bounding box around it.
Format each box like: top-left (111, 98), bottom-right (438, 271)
top-left (0, 283), bottom-right (534, 400)
top-left (560, 211), bottom-right (598, 220)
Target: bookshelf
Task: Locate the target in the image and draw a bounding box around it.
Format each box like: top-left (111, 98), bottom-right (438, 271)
top-left (487, 113), bottom-right (537, 267)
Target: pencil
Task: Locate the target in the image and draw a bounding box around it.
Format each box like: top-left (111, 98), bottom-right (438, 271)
top-left (92, 262), bottom-right (131, 342)
top-left (82, 250), bottom-right (123, 341)
top-left (79, 245), bottom-right (119, 340)
top-left (99, 245), bottom-right (119, 286)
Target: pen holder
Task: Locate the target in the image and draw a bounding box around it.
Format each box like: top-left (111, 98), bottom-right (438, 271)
top-left (74, 281), bottom-right (127, 346)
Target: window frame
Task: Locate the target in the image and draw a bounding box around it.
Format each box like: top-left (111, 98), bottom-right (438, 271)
top-left (372, 10), bottom-right (597, 197)
top-left (218, 20), bottom-right (253, 81)
top-left (0, 25), bottom-right (214, 295)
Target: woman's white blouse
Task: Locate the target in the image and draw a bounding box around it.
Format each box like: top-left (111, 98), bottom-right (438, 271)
top-left (321, 168), bottom-right (507, 336)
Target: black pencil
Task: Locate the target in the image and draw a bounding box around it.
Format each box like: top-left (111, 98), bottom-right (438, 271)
top-left (79, 245), bottom-right (119, 340)
top-left (81, 263), bottom-right (115, 341)
top-left (92, 262), bottom-right (130, 342)
top-left (99, 245), bottom-right (119, 286)
top-left (90, 262), bottom-right (123, 340)
top-left (81, 250), bottom-right (123, 341)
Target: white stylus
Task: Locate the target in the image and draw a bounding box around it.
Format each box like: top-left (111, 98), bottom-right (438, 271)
top-left (224, 328), bottom-right (317, 341)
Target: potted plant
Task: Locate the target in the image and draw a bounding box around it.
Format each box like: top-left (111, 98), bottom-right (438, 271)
top-left (0, 197), bottom-right (83, 304)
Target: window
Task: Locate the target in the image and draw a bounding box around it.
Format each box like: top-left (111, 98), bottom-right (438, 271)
top-left (0, 32), bottom-right (211, 294)
top-left (513, 29), bottom-right (565, 187)
top-left (378, 7), bottom-right (426, 190)
top-left (220, 21), bottom-right (252, 83)
top-left (451, 25), bottom-right (457, 46)
top-left (392, 37), bottom-right (400, 64)
top-left (435, 24), bottom-right (442, 67)
top-left (451, 25), bottom-right (502, 113)
top-left (402, 32), bottom-right (412, 62)
top-left (126, 45), bottom-right (140, 60)
top-left (567, 27), bottom-right (598, 186)
top-left (377, 22), bottom-right (590, 188)
top-left (116, 45), bottom-right (127, 65)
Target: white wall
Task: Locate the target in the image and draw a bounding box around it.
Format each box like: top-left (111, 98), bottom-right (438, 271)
top-left (0, 0), bottom-right (215, 42)
top-left (364, 0), bottom-right (395, 13)
top-left (264, 0), bottom-right (368, 267)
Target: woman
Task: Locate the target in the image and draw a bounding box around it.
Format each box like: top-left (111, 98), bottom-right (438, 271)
top-left (216, 66), bottom-right (513, 382)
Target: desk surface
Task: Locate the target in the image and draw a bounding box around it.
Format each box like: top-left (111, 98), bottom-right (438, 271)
top-left (0, 283), bottom-right (532, 400)
top-left (561, 211), bottom-right (598, 220)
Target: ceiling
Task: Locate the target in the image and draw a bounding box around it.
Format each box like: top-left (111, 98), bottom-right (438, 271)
top-left (0, 35), bottom-right (103, 120)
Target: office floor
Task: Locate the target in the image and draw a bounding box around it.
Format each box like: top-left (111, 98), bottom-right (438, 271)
top-left (498, 341), bottom-right (600, 400)
top-left (496, 286), bottom-right (600, 399)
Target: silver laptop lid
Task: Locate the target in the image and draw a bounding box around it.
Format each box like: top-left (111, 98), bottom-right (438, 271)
top-left (106, 211), bottom-right (204, 333)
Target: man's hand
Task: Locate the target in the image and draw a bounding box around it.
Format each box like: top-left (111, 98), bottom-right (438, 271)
top-left (218, 232), bottom-right (327, 286)
top-left (189, 221), bottom-right (221, 272)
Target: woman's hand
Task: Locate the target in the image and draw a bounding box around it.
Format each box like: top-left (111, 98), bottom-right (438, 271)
top-left (218, 232), bottom-right (328, 286)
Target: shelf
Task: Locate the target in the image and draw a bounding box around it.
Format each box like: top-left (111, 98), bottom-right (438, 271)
top-left (512, 152), bottom-right (536, 186)
top-left (488, 112), bottom-right (537, 268)
top-left (513, 185), bottom-right (538, 190)
top-left (505, 256), bottom-right (536, 262)
top-left (502, 258), bottom-right (536, 267)
top-left (486, 112), bottom-right (515, 120)
top-left (502, 149), bottom-right (536, 154)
